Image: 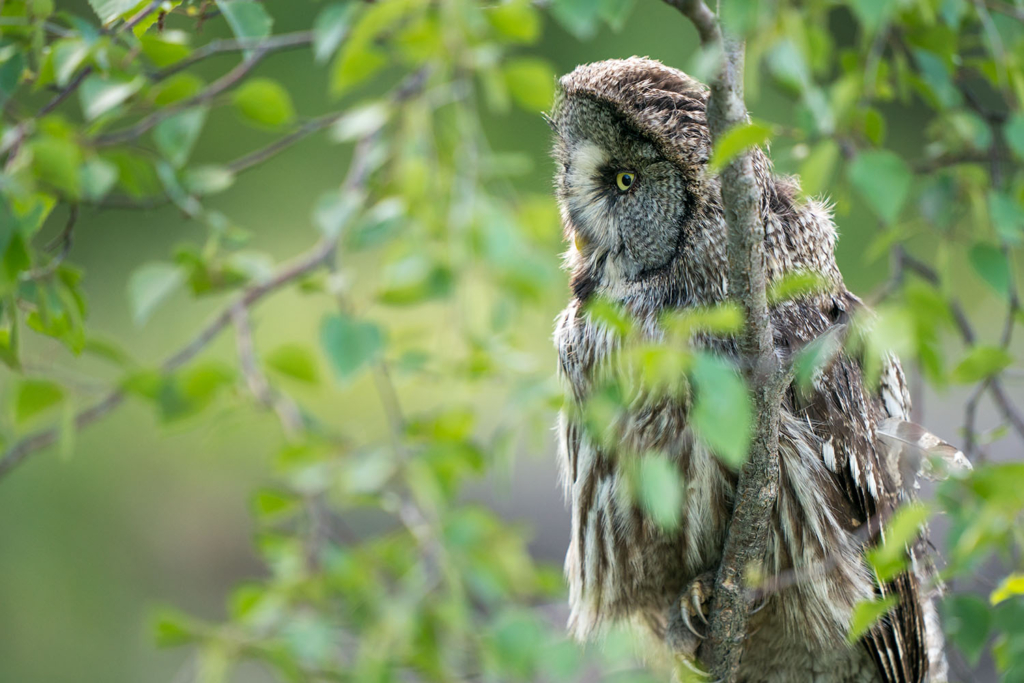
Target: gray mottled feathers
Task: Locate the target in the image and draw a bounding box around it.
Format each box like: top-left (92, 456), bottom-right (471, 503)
top-left (550, 57), bottom-right (952, 683)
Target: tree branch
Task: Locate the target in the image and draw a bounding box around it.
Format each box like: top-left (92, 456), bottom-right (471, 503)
top-left (20, 205), bottom-right (78, 281)
top-left (0, 68), bottom-right (429, 483)
top-left (94, 49), bottom-right (270, 147)
top-left (0, 0), bottom-right (164, 163)
top-left (665, 2), bottom-right (784, 680)
top-left (152, 31), bottom-right (314, 82)
top-left (231, 303), bottom-right (305, 438)
top-left (96, 110), bottom-right (350, 210)
top-left (0, 236), bottom-right (336, 481)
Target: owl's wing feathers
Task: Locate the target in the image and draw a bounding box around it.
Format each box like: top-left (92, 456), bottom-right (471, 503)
top-left (778, 297), bottom-right (930, 683)
top-left (876, 417), bottom-right (972, 496)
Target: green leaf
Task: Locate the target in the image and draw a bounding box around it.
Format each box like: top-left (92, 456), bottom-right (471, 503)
top-left (503, 58), bottom-right (556, 112)
top-left (330, 102), bottom-right (390, 142)
top-left (637, 454), bottom-right (684, 530)
top-left (183, 165), bottom-right (235, 196)
top-left (1005, 113), bottom-right (1024, 161)
top-left (51, 39), bottom-right (89, 88)
top-left (153, 107), bottom-right (207, 169)
top-left (320, 312), bottom-right (384, 382)
top-left (163, 362), bottom-right (234, 421)
top-left (767, 39), bottom-right (811, 93)
top-left (0, 49), bottom-right (25, 108)
top-left (378, 257), bottom-right (453, 306)
top-left (862, 107), bottom-right (887, 146)
top-left (128, 262), bottom-right (185, 326)
top-left (266, 343), bottom-right (319, 384)
top-left (328, 0), bottom-right (410, 96)
top-left (253, 488), bottom-right (300, 520)
top-left (942, 594), bottom-right (992, 665)
top-left (848, 0), bottom-right (894, 34)
top-left (488, 610), bottom-right (544, 679)
top-left (29, 136), bottom-right (82, 198)
top-left (583, 296), bottom-right (634, 336)
top-left (79, 74), bottom-right (143, 120)
top-left (988, 190), bottom-right (1024, 245)
top-left (767, 270), bottom-right (829, 304)
top-left (866, 502), bottom-right (929, 582)
top-left (14, 379), bottom-right (64, 423)
top-left (232, 78), bottom-right (295, 129)
top-left (151, 607), bottom-right (198, 647)
top-left (709, 121), bottom-right (773, 172)
top-left (598, 0), bottom-right (637, 31)
top-left (663, 303), bottom-right (743, 338)
top-left (548, 0), bottom-right (601, 39)
top-left (991, 573), bottom-right (1024, 605)
top-left (690, 353), bottom-right (751, 468)
top-left (848, 595), bottom-right (898, 642)
top-left (87, 0), bottom-right (140, 23)
top-left (488, 0), bottom-right (542, 43)
top-left (951, 346), bottom-right (1014, 384)
top-left (151, 73), bottom-right (205, 107)
top-left (80, 157), bottom-right (119, 201)
top-left (330, 46), bottom-right (387, 97)
top-left (798, 139), bottom-right (840, 197)
top-left (313, 3), bottom-right (354, 64)
top-left (215, 0), bottom-right (272, 57)
top-left (140, 33), bottom-right (192, 68)
top-left (968, 242), bottom-right (1010, 296)
top-left (847, 150), bottom-right (912, 223)
top-left (313, 189), bottom-right (363, 238)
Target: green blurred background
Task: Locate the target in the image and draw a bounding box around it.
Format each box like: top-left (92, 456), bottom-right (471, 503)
top-left (0, 2), bottom-right (1016, 682)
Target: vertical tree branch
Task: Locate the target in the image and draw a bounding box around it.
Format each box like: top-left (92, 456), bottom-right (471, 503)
top-left (665, 2), bottom-right (785, 680)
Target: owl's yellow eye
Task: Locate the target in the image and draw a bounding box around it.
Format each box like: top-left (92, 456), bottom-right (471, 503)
top-left (615, 171), bottom-right (636, 192)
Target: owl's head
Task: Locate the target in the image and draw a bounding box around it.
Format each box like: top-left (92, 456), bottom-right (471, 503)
top-left (549, 57), bottom-right (721, 301)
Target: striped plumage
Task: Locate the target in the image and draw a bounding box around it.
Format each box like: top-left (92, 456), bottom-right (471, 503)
top-left (550, 58), bottom-right (950, 682)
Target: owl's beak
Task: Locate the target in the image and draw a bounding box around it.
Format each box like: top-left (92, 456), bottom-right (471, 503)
top-left (573, 231), bottom-right (590, 253)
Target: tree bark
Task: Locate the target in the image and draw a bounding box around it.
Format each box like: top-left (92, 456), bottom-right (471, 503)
top-left (664, 2), bottom-right (785, 680)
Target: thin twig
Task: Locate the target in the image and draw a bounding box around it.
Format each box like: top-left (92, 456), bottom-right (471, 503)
top-left (153, 31), bottom-right (314, 81)
top-left (94, 50), bottom-right (270, 147)
top-left (0, 237), bottom-right (337, 481)
top-left (231, 303), bottom-right (304, 438)
top-left (96, 110), bottom-right (350, 210)
top-left (20, 205), bottom-right (78, 281)
top-left (962, 380), bottom-right (988, 461)
top-left (226, 110), bottom-right (348, 174)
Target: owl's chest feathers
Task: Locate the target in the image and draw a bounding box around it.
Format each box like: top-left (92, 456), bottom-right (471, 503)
top-left (555, 294), bottom-right (874, 648)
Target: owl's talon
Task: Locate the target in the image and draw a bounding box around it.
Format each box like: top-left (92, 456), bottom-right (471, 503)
top-left (692, 591), bottom-right (709, 625)
top-left (677, 656), bottom-right (712, 680)
top-left (681, 608), bottom-right (705, 639)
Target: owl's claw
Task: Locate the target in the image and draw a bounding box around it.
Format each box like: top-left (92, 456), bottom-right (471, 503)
top-left (692, 591), bottom-right (709, 625)
top-left (681, 604), bottom-right (704, 639)
top-left (677, 656), bottom-right (713, 681)
top-left (668, 571), bottom-right (715, 658)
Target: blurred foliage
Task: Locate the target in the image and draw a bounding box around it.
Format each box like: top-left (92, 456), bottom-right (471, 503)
top-left (0, 0), bottom-right (1023, 681)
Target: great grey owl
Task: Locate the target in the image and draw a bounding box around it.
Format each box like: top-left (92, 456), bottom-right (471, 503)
top-left (550, 57), bottom-right (964, 682)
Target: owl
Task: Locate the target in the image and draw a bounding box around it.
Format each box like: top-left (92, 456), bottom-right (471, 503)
top-left (549, 57), bottom-right (964, 682)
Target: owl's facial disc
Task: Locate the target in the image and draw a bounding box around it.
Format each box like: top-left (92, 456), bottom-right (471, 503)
top-left (560, 140), bottom-right (625, 257)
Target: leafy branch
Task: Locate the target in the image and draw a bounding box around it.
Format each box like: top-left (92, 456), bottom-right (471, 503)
top-left (0, 69), bottom-right (426, 482)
